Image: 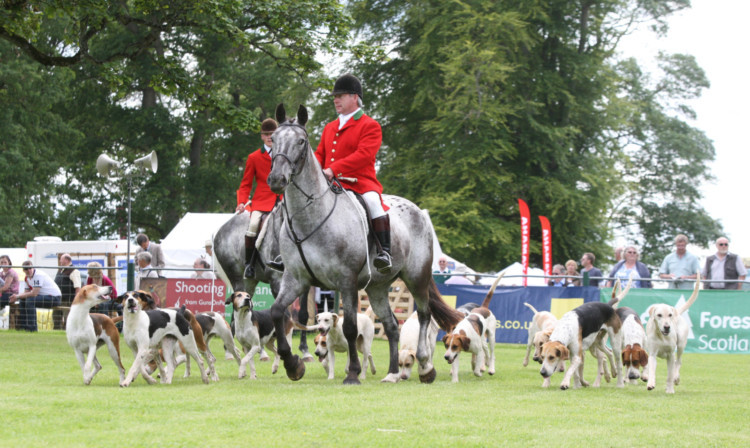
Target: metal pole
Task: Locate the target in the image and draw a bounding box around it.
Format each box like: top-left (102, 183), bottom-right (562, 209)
top-left (127, 176), bottom-right (135, 291)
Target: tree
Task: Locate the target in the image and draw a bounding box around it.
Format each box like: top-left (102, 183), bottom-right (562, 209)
top-left (0, 0), bottom-right (350, 245)
top-left (348, 0), bottom-right (718, 271)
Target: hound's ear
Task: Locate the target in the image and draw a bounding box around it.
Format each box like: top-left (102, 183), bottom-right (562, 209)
top-left (275, 103), bottom-right (286, 124)
top-left (138, 291), bottom-right (155, 309)
top-left (114, 294), bottom-right (126, 304)
top-left (648, 306), bottom-right (656, 317)
top-left (442, 334), bottom-right (449, 344)
top-left (332, 314), bottom-right (339, 326)
top-left (297, 104), bottom-right (308, 126)
top-left (460, 335), bottom-right (471, 352)
top-left (558, 346), bottom-right (570, 361)
top-left (225, 292), bottom-right (234, 305)
top-left (638, 347), bottom-right (649, 366)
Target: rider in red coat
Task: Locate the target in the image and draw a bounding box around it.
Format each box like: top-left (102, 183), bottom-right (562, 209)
top-left (236, 118), bottom-right (280, 278)
top-left (315, 74), bottom-right (392, 273)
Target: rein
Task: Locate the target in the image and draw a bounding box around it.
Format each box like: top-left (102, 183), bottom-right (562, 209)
top-left (274, 120), bottom-right (342, 287)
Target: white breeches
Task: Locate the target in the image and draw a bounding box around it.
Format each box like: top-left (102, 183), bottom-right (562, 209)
top-left (245, 211), bottom-right (264, 237)
top-left (362, 191), bottom-right (386, 219)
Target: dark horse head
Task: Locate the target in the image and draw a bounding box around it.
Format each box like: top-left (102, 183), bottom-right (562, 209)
top-left (267, 103), bottom-right (310, 194)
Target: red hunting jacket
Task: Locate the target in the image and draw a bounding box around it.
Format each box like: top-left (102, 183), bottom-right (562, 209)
top-left (315, 110), bottom-right (384, 196)
top-left (236, 148), bottom-right (278, 212)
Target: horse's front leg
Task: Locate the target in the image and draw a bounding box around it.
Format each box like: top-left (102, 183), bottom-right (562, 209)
top-left (271, 278), bottom-right (307, 381)
top-left (341, 288), bottom-right (362, 385)
top-left (297, 292), bottom-right (313, 362)
top-left (416, 306), bottom-right (437, 383)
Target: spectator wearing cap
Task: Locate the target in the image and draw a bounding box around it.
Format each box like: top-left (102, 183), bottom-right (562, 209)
top-left (236, 118), bottom-right (281, 279)
top-left (658, 234), bottom-right (700, 289)
top-left (702, 237), bottom-right (747, 290)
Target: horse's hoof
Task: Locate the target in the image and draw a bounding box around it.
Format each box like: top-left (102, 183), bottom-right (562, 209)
top-left (284, 355), bottom-right (305, 381)
top-left (419, 368), bottom-right (436, 384)
top-left (343, 373), bottom-right (361, 385)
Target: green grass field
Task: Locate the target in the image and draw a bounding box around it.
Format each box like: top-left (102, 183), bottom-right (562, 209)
top-left (1, 330), bottom-right (748, 447)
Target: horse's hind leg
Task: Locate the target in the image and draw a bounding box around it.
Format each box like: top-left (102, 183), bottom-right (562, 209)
top-left (366, 285), bottom-right (400, 383)
top-left (340, 287), bottom-right (363, 385)
top-left (406, 278), bottom-right (438, 384)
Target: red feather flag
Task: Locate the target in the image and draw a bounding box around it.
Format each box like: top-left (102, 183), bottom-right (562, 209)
top-left (518, 199), bottom-right (530, 287)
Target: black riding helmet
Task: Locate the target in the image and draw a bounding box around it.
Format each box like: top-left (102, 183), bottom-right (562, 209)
top-left (331, 74), bottom-right (363, 100)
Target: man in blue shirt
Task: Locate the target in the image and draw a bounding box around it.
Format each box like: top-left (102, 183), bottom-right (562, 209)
top-left (658, 234), bottom-right (700, 290)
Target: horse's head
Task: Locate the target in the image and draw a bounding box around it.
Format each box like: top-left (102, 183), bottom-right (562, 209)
top-left (267, 103), bottom-right (310, 194)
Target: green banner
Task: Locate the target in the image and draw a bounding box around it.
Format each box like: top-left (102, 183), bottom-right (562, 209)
top-left (600, 288), bottom-right (750, 354)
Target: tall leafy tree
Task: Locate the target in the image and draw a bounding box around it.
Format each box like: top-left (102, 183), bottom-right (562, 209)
top-left (349, 0), bottom-right (718, 271)
top-left (0, 0), bottom-right (350, 245)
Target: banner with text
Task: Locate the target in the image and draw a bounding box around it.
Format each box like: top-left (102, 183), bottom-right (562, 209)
top-left (600, 288), bottom-right (750, 354)
top-left (518, 199), bottom-right (530, 286)
top-left (437, 284), bottom-right (600, 343)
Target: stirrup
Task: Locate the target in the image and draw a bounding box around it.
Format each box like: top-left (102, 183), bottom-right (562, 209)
top-left (374, 252), bottom-right (392, 273)
top-left (244, 263), bottom-right (256, 279)
top-left (267, 260), bottom-right (285, 272)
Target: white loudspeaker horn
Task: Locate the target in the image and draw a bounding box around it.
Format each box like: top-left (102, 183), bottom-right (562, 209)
top-left (96, 154), bottom-right (121, 176)
top-left (134, 150), bottom-right (158, 174)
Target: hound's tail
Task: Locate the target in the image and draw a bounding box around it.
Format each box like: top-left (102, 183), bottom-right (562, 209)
top-left (523, 302), bottom-right (539, 316)
top-left (677, 272), bottom-right (701, 315)
top-left (480, 272), bottom-right (505, 309)
top-left (180, 307), bottom-right (208, 353)
top-left (427, 280), bottom-right (465, 332)
top-left (608, 275), bottom-right (633, 309)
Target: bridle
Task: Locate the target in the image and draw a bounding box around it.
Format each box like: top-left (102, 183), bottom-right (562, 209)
top-left (271, 120), bottom-right (341, 286)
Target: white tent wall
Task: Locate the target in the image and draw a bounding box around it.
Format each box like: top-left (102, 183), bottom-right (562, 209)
top-left (160, 212), bottom-right (234, 278)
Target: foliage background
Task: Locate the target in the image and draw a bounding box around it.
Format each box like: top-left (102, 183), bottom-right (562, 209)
top-left (0, 0), bottom-right (722, 270)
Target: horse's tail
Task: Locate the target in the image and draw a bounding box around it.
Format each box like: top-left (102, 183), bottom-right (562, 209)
top-left (427, 279), bottom-right (465, 332)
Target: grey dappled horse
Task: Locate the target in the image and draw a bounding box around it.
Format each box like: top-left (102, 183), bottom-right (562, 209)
top-left (266, 103), bottom-right (463, 384)
top-left (213, 206), bottom-right (314, 361)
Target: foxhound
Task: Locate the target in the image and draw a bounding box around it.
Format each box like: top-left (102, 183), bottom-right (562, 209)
top-left (228, 291), bottom-right (293, 379)
top-left (522, 302), bottom-right (559, 367)
top-left (442, 273), bottom-right (503, 383)
top-left (65, 284), bottom-right (126, 385)
top-left (645, 275), bottom-right (700, 393)
top-left (617, 306), bottom-right (649, 384)
top-left (116, 291), bottom-right (209, 387)
top-left (540, 300), bottom-right (624, 390)
top-left (398, 311), bottom-right (438, 380)
top-left (304, 311), bottom-right (376, 381)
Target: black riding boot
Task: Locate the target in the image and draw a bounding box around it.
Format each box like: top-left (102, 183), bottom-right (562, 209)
top-left (373, 215), bottom-right (392, 273)
top-left (244, 235), bottom-right (258, 279)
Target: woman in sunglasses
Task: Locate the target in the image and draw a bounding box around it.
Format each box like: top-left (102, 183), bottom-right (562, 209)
top-left (607, 246), bottom-right (652, 288)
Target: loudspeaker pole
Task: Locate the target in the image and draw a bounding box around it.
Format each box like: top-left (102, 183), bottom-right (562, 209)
top-left (126, 176), bottom-right (135, 291)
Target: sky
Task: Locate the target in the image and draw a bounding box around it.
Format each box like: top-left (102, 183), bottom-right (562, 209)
top-left (619, 0), bottom-right (750, 258)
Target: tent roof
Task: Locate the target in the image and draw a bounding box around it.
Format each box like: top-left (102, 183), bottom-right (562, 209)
top-left (160, 213), bottom-right (234, 276)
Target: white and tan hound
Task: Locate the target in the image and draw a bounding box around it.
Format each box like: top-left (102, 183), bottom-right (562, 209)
top-left (617, 306), bottom-right (649, 384)
top-left (442, 273), bottom-right (503, 383)
top-left (398, 311), bottom-right (438, 380)
top-left (116, 291), bottom-right (209, 387)
top-left (522, 302), bottom-right (559, 367)
top-left (645, 274), bottom-right (700, 393)
top-left (65, 284), bottom-right (126, 385)
top-left (304, 311), bottom-right (376, 381)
